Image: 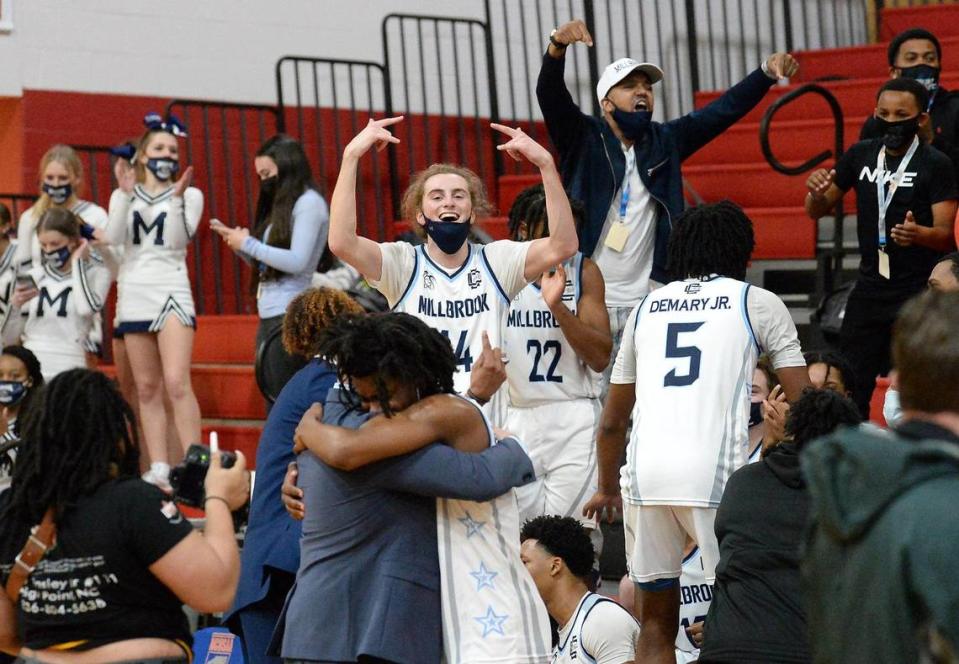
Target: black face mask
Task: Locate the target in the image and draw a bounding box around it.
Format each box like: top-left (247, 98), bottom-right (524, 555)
top-left (611, 108), bottom-right (653, 141)
top-left (874, 115), bottom-right (920, 151)
top-left (898, 64), bottom-right (940, 100)
top-left (748, 401), bottom-right (763, 428)
top-left (260, 175), bottom-right (278, 198)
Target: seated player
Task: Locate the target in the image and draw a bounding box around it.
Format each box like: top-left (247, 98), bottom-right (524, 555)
top-left (521, 515), bottom-right (638, 663)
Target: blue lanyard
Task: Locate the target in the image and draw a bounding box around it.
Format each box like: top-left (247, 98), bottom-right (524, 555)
top-left (876, 136), bottom-right (919, 248)
top-left (619, 151), bottom-right (635, 220)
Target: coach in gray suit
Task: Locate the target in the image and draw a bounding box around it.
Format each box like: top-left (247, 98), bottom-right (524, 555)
top-left (273, 385), bottom-right (534, 664)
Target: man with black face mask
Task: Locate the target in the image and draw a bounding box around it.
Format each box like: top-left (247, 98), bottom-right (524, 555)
top-left (537, 20), bottom-right (798, 399)
top-left (860, 28), bottom-right (959, 188)
top-left (806, 77), bottom-right (958, 419)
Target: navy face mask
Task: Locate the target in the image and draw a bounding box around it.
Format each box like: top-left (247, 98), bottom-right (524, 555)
top-left (423, 214), bottom-right (472, 255)
top-left (874, 115), bottom-right (921, 151)
top-left (898, 64), bottom-right (940, 100)
top-left (0, 380), bottom-right (27, 406)
top-left (146, 158), bottom-right (180, 182)
top-left (611, 108), bottom-right (653, 141)
top-left (42, 183), bottom-right (72, 205)
top-left (42, 246), bottom-right (72, 270)
top-left (749, 401), bottom-right (763, 427)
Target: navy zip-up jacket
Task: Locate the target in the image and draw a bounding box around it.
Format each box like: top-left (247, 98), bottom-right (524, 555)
top-left (536, 51), bottom-right (777, 284)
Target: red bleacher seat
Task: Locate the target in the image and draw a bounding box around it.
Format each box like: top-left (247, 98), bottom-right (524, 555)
top-left (793, 36), bottom-right (959, 83)
top-left (880, 4), bottom-right (959, 40)
top-left (870, 376), bottom-right (891, 427)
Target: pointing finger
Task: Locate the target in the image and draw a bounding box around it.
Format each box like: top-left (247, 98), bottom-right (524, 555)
top-left (482, 331), bottom-right (492, 352)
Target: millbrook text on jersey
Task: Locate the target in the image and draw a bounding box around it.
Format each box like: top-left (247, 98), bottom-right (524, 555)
top-left (417, 294), bottom-right (491, 319)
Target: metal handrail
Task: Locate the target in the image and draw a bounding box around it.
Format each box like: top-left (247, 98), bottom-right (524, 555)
top-left (759, 83), bottom-right (846, 298)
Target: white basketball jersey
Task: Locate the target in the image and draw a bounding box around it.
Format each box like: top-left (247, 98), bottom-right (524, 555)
top-left (394, 243), bottom-right (512, 424)
top-left (437, 398), bottom-right (551, 663)
top-left (676, 547), bottom-right (713, 660)
top-left (109, 185), bottom-right (202, 288)
top-left (504, 253), bottom-right (598, 407)
top-left (621, 277), bottom-right (759, 507)
top-left (552, 593), bottom-right (638, 664)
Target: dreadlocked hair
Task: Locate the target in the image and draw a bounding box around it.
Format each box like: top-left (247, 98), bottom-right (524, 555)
top-left (1, 369), bottom-right (139, 536)
top-left (507, 184), bottom-right (545, 239)
top-left (315, 312), bottom-right (457, 416)
top-left (667, 200), bottom-right (755, 281)
top-left (506, 183), bottom-right (585, 241)
top-left (282, 287), bottom-right (365, 359)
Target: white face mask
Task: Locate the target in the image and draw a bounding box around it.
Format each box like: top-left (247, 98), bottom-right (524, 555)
top-left (883, 388), bottom-right (902, 427)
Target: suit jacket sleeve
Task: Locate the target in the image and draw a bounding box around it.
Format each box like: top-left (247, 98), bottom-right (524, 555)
top-left (368, 437), bottom-right (535, 501)
top-left (666, 67), bottom-right (775, 161)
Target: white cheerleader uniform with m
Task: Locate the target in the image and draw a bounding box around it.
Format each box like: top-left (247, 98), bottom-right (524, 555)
top-left (2, 258), bottom-right (111, 381)
top-left (438, 397), bottom-right (550, 664)
top-left (503, 252), bottom-right (600, 529)
top-left (612, 276), bottom-right (804, 584)
top-left (16, 200), bottom-right (115, 353)
top-left (106, 185), bottom-right (203, 334)
top-left (369, 240), bottom-right (530, 426)
top-left (551, 592), bottom-right (639, 664)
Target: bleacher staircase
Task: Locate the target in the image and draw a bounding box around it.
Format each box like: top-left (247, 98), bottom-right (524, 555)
top-left (103, 315), bottom-right (263, 465)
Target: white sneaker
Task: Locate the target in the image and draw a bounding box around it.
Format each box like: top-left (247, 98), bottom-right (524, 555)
top-left (142, 468), bottom-right (173, 494)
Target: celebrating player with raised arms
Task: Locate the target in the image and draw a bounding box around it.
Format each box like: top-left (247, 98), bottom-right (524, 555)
top-left (327, 117), bottom-right (578, 423)
top-left (504, 184), bottom-right (611, 536)
top-left (105, 113), bottom-right (203, 491)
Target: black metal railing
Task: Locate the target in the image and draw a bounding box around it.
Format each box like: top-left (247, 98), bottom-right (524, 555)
top-left (0, 193), bottom-right (37, 222)
top-left (275, 56), bottom-right (392, 239)
top-left (760, 83), bottom-right (846, 299)
top-left (381, 13), bottom-right (502, 194)
top-left (165, 99), bottom-right (280, 315)
top-left (72, 145), bottom-right (116, 210)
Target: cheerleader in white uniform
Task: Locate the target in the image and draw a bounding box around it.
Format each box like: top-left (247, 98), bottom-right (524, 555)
top-left (15, 144), bottom-right (109, 270)
top-left (105, 113), bottom-right (203, 490)
top-left (3, 208), bottom-right (111, 380)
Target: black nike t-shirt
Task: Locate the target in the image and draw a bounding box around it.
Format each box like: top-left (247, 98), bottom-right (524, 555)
top-left (0, 478), bottom-right (194, 650)
top-left (834, 138), bottom-right (958, 296)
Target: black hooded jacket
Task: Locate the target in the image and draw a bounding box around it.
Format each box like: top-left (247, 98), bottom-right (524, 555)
top-left (699, 442), bottom-right (811, 663)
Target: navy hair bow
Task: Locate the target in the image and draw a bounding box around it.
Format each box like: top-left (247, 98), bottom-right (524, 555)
top-left (143, 112), bottom-right (188, 137)
top-left (109, 141), bottom-right (136, 162)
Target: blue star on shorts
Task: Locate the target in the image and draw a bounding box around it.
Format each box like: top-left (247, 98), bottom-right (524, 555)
top-left (459, 511), bottom-right (486, 538)
top-left (474, 605), bottom-right (508, 638)
top-left (469, 562), bottom-right (498, 591)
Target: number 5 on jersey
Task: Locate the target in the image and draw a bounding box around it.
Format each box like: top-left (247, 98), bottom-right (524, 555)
top-left (664, 321), bottom-right (704, 387)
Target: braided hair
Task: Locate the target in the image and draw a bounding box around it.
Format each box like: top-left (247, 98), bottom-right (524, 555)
top-left (667, 200), bottom-right (755, 281)
top-left (1, 369), bottom-right (139, 535)
top-left (507, 183), bottom-right (585, 241)
top-left (316, 312), bottom-right (457, 416)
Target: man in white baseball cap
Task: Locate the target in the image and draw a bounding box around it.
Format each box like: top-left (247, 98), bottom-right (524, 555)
top-left (537, 17), bottom-right (798, 664)
top-left (537, 17), bottom-right (797, 393)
